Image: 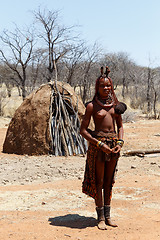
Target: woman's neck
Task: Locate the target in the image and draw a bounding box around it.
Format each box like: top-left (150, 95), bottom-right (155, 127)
top-left (98, 94), bottom-right (113, 104)
top-left (95, 95), bottom-right (114, 108)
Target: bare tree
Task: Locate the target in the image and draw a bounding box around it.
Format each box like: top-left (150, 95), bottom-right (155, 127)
top-left (33, 8), bottom-right (79, 82)
top-left (0, 25), bottom-right (35, 100)
top-left (0, 64), bottom-right (14, 97)
top-left (100, 53), bottom-right (121, 89)
top-left (61, 42), bottom-right (87, 86)
top-left (0, 81), bottom-right (8, 116)
top-left (78, 43), bottom-right (101, 103)
top-left (150, 68), bottom-right (160, 119)
top-left (26, 48), bottom-right (48, 92)
top-left (128, 65), bottom-right (145, 109)
top-left (146, 67), bottom-right (152, 113)
top-left (101, 52), bottom-right (135, 97)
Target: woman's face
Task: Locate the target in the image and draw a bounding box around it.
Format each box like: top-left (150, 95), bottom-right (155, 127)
top-left (98, 78), bottom-right (111, 98)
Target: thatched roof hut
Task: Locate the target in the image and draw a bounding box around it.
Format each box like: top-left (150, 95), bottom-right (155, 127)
top-left (3, 82), bottom-right (88, 156)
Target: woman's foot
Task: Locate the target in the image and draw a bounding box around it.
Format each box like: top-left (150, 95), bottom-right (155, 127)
top-left (104, 205), bottom-right (118, 227)
top-left (96, 207), bottom-right (107, 230)
top-left (105, 218), bottom-right (118, 227)
top-left (97, 220), bottom-right (108, 230)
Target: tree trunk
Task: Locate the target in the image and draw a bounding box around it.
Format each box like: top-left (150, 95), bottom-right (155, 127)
top-left (147, 68), bottom-right (151, 113)
top-left (153, 91), bottom-right (157, 119)
top-left (123, 149), bottom-right (160, 156)
top-left (122, 77), bottom-right (125, 98)
top-left (21, 80), bottom-right (26, 100)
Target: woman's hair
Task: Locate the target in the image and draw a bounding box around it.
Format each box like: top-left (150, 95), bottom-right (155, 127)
top-left (94, 66), bottom-right (111, 99)
top-left (92, 66), bottom-right (127, 113)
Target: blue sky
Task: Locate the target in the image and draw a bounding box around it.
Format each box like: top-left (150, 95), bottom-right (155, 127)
top-left (1, 0), bottom-right (160, 67)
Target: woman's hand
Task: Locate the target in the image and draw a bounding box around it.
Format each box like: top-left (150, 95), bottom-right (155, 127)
top-left (112, 145), bottom-right (122, 153)
top-left (101, 143), bottom-right (112, 154)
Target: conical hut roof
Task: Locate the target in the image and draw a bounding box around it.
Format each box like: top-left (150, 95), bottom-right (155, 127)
top-left (3, 82), bottom-right (87, 155)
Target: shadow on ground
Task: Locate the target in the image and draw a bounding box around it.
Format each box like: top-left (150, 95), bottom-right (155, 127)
top-left (48, 214), bottom-right (96, 229)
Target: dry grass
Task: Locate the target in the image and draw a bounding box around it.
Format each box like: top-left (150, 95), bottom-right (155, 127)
top-left (0, 84), bottom-right (23, 117)
top-left (0, 84), bottom-right (148, 122)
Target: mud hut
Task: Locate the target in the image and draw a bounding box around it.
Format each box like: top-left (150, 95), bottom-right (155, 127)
top-left (3, 81), bottom-right (88, 156)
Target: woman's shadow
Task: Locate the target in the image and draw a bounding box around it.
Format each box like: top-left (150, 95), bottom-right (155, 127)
top-left (48, 214), bottom-right (96, 229)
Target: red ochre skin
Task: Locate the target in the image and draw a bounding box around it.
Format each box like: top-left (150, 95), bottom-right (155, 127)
top-left (80, 78), bottom-right (123, 154)
top-left (80, 77), bottom-right (124, 229)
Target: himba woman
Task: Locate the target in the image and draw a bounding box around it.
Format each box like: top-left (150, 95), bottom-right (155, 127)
top-left (80, 66), bottom-right (126, 230)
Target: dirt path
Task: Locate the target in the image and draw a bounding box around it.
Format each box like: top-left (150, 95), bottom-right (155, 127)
top-left (0, 118), bottom-right (160, 240)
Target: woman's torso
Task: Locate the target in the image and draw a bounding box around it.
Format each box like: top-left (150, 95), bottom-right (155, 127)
top-left (92, 100), bottom-right (116, 132)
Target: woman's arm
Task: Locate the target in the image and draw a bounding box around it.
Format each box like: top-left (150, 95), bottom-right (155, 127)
top-left (112, 114), bottom-right (124, 153)
top-left (116, 114), bottom-right (124, 139)
top-left (80, 102), bottom-right (98, 145)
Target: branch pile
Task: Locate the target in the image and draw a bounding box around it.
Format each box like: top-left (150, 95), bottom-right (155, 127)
top-left (49, 82), bottom-right (87, 156)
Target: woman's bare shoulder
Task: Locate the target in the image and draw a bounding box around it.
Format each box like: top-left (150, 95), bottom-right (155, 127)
top-left (85, 100), bottom-right (94, 109)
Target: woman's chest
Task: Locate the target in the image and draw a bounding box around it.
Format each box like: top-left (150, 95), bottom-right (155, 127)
top-left (93, 107), bottom-right (115, 119)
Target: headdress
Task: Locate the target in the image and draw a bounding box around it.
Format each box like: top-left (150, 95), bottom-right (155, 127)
top-left (95, 66), bottom-right (111, 96)
top-left (93, 66), bottom-right (127, 114)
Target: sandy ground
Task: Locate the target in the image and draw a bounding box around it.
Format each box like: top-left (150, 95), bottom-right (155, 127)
top-left (0, 117), bottom-right (160, 240)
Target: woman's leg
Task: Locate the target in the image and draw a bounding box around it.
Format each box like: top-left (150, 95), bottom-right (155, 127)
top-left (95, 151), bottom-right (105, 207)
top-left (103, 154), bottom-right (118, 227)
top-left (104, 156), bottom-right (117, 205)
top-left (95, 151), bottom-right (107, 230)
